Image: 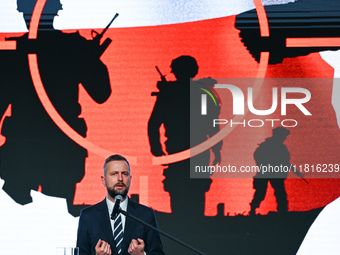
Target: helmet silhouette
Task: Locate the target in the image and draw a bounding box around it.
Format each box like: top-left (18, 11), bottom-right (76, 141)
top-left (170, 55), bottom-right (199, 80)
top-left (272, 127), bottom-right (290, 136)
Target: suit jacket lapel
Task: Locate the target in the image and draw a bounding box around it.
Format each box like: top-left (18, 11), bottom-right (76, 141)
top-left (121, 198), bottom-right (137, 254)
top-left (95, 200), bottom-right (116, 253)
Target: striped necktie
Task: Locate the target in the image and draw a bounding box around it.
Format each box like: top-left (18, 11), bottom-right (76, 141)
top-left (114, 213), bottom-right (124, 254)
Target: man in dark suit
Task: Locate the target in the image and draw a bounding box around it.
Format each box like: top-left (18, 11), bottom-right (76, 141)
top-left (76, 154), bottom-right (165, 255)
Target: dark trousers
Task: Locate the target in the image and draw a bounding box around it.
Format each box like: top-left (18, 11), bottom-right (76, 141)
top-left (163, 158), bottom-right (211, 216)
top-left (250, 178), bottom-right (288, 213)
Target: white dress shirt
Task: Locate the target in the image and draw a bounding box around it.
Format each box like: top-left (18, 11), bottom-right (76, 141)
top-left (106, 196), bottom-right (128, 233)
top-left (106, 197), bottom-right (147, 254)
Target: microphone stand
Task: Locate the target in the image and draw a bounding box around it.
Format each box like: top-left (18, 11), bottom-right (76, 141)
top-left (118, 208), bottom-right (207, 255)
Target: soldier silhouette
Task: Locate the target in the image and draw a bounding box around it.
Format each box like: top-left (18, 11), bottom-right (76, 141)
top-left (235, 0), bottom-right (340, 64)
top-left (250, 127), bottom-right (304, 215)
top-left (148, 56), bottom-right (222, 215)
top-left (0, 0), bottom-right (111, 216)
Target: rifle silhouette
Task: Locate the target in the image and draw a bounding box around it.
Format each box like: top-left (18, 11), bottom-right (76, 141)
top-left (91, 13), bottom-right (119, 56)
top-left (291, 165), bottom-right (309, 184)
top-left (151, 66), bottom-right (167, 96)
top-left (155, 65), bottom-right (167, 82)
top-left (235, 0), bottom-right (340, 64)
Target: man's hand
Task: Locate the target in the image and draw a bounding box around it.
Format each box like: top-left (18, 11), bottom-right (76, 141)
top-left (95, 239), bottom-right (112, 255)
top-left (128, 238), bottom-right (145, 255)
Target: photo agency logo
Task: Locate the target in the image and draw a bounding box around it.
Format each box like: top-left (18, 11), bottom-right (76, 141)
top-left (197, 78), bottom-right (312, 129)
top-left (189, 78), bottom-right (317, 179)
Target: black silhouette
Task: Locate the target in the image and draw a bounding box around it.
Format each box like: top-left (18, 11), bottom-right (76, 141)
top-left (156, 208), bottom-right (322, 255)
top-left (250, 127), bottom-right (303, 215)
top-left (0, 0), bottom-right (111, 216)
top-left (235, 0), bottom-right (340, 64)
top-left (148, 56), bottom-right (222, 215)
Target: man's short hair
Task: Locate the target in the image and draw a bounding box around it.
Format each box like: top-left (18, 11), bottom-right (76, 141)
top-left (103, 154), bottom-right (130, 175)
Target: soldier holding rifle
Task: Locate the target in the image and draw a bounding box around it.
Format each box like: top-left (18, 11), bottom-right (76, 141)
top-left (0, 0), bottom-right (116, 216)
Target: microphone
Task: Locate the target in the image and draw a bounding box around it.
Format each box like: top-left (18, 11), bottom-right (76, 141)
top-left (111, 195), bottom-right (123, 219)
